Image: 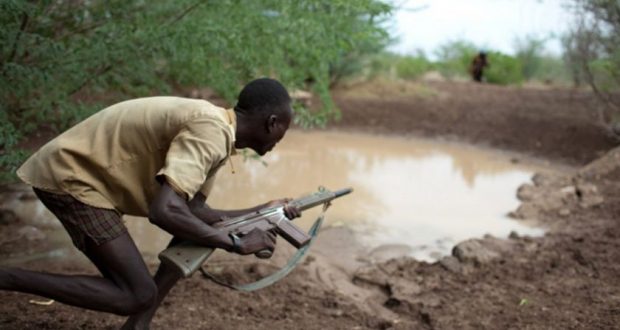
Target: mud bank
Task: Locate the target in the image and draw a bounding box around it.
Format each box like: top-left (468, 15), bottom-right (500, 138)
top-left (332, 80), bottom-right (617, 166)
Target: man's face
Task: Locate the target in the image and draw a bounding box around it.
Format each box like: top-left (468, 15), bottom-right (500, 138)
top-left (251, 109), bottom-right (292, 156)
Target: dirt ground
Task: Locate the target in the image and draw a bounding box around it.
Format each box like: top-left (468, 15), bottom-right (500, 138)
top-left (1, 79), bottom-right (620, 329)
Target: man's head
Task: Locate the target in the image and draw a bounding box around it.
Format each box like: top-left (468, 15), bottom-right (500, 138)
top-left (233, 78), bottom-right (293, 156)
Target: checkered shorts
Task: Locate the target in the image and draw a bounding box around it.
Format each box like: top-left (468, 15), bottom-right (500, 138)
top-left (33, 188), bottom-right (127, 252)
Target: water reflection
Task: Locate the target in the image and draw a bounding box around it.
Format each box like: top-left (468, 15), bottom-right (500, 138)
top-left (347, 154), bottom-right (540, 260)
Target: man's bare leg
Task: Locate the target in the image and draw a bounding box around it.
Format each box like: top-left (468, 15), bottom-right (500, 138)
top-left (121, 260), bottom-right (183, 330)
top-left (0, 232), bottom-right (157, 315)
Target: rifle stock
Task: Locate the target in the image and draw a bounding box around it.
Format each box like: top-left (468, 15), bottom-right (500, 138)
top-left (159, 187), bottom-right (352, 277)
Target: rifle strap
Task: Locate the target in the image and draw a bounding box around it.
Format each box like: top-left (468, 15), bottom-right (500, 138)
top-left (199, 202), bottom-right (329, 292)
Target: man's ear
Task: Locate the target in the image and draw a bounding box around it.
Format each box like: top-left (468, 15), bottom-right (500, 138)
top-left (266, 114), bottom-right (277, 133)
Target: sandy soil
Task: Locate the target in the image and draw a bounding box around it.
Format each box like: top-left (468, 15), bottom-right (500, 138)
top-left (1, 80), bottom-right (620, 329)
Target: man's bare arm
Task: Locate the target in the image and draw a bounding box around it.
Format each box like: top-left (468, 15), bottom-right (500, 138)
top-left (150, 181), bottom-right (277, 254)
top-left (187, 192), bottom-right (269, 225)
top-left (188, 192), bottom-right (301, 225)
top-left (149, 183), bottom-right (234, 250)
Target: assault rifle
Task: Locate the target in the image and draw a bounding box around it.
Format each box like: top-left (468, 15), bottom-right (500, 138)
top-left (159, 187), bottom-right (353, 277)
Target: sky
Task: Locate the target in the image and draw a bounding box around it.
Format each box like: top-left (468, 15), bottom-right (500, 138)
top-left (388, 0), bottom-right (575, 58)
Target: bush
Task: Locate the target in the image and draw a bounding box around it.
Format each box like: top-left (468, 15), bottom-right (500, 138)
top-left (513, 35), bottom-right (572, 85)
top-left (433, 40), bottom-right (524, 85)
top-left (395, 55), bottom-right (434, 80)
top-left (485, 52), bottom-right (524, 85)
top-left (563, 0), bottom-right (620, 129)
top-left (513, 35), bottom-right (547, 81)
top-left (534, 56), bottom-right (572, 85)
top-left (0, 0), bottom-right (393, 181)
top-left (0, 1), bottom-right (165, 180)
top-left (434, 40), bottom-right (478, 79)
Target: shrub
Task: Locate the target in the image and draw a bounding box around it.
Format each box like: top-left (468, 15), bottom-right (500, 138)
top-left (485, 52), bottom-right (524, 85)
top-left (395, 55), bottom-right (434, 80)
top-left (563, 0), bottom-right (620, 129)
top-left (0, 0), bottom-right (393, 181)
top-left (434, 40), bottom-right (478, 79)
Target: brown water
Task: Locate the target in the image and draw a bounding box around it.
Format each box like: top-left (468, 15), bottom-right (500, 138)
top-left (124, 130), bottom-right (553, 262)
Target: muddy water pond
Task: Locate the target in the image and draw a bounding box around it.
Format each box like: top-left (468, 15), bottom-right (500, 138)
top-left (123, 130), bottom-right (553, 262)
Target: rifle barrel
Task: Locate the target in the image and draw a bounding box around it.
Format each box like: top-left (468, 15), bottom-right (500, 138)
top-left (333, 188), bottom-right (353, 198)
top-left (291, 187), bottom-right (353, 211)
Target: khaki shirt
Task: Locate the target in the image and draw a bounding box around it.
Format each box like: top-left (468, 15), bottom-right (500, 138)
top-left (17, 97), bottom-right (236, 216)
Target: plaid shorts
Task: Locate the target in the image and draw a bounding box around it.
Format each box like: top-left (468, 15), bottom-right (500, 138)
top-left (33, 188), bottom-right (127, 252)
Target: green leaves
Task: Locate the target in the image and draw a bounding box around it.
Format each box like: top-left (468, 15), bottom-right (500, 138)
top-left (434, 40), bottom-right (479, 79)
top-left (163, 0), bottom-right (392, 112)
top-left (564, 0), bottom-right (620, 126)
top-left (485, 52), bottom-right (524, 86)
top-left (0, 0), bottom-right (393, 181)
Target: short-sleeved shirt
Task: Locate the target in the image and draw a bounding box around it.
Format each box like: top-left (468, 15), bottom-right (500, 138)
top-left (17, 97), bottom-right (236, 216)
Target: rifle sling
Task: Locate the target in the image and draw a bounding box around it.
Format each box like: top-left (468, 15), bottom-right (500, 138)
top-left (199, 202), bottom-right (329, 292)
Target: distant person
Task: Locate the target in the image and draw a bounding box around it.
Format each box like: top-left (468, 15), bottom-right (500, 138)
top-left (0, 78), bottom-right (301, 329)
top-left (470, 51), bottom-right (489, 82)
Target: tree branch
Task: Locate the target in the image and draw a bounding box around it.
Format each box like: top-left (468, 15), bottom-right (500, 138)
top-left (5, 12), bottom-right (30, 64)
top-left (167, 0), bottom-right (208, 26)
top-left (68, 64), bottom-right (114, 97)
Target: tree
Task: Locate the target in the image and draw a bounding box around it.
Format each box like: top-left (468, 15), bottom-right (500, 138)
top-left (563, 0), bottom-right (620, 135)
top-left (484, 51), bottom-right (523, 86)
top-left (513, 35), bottom-right (547, 81)
top-left (0, 1), bottom-right (171, 179)
top-left (0, 0), bottom-right (393, 180)
top-left (434, 40), bottom-right (478, 79)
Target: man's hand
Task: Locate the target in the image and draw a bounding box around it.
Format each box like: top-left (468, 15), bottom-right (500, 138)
top-left (234, 228), bottom-right (276, 256)
top-left (265, 198), bottom-right (301, 219)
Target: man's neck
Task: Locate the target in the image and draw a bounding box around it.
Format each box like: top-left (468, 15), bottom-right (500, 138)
top-left (234, 111), bottom-right (251, 149)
